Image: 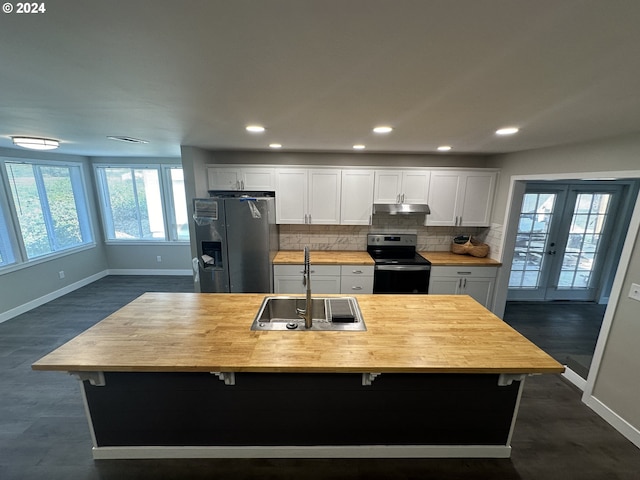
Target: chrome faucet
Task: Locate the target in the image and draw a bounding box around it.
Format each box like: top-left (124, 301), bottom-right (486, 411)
top-left (296, 246), bottom-right (313, 328)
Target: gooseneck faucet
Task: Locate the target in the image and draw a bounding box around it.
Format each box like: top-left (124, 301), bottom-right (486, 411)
top-left (296, 246), bottom-right (313, 328)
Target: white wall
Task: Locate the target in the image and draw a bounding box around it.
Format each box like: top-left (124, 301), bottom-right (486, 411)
top-left (487, 131), bottom-right (640, 447)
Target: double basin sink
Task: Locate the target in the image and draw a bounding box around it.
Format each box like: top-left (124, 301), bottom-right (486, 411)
top-left (251, 296), bottom-right (366, 331)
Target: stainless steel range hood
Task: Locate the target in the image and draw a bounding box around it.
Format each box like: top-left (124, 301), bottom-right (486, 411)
top-left (373, 203), bottom-right (431, 215)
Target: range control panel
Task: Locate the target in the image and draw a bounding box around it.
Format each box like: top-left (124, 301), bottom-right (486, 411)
top-left (367, 234), bottom-right (417, 247)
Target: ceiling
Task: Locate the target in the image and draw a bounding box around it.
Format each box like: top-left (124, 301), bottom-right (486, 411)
top-left (2, 0), bottom-right (640, 158)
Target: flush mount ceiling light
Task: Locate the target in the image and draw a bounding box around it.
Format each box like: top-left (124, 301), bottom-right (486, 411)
top-left (269, 143), bottom-right (282, 149)
top-left (353, 144), bottom-right (366, 150)
top-left (107, 136), bottom-right (149, 144)
top-left (495, 127), bottom-right (519, 135)
top-left (437, 145), bottom-right (452, 152)
top-left (246, 125), bottom-right (265, 133)
top-left (12, 136), bottom-right (59, 150)
top-left (372, 126), bottom-right (393, 134)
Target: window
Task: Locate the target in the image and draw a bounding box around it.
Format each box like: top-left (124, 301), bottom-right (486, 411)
top-left (4, 160), bottom-right (93, 260)
top-left (95, 164), bottom-right (189, 242)
top-left (0, 202), bottom-right (15, 267)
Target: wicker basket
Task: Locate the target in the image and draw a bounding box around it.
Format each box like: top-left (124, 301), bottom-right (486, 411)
top-left (451, 237), bottom-right (490, 258)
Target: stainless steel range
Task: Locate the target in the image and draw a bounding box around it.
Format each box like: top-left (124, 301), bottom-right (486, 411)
top-left (367, 234), bottom-right (431, 294)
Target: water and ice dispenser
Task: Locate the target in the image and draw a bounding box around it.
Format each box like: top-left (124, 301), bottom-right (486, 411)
top-left (200, 241), bottom-right (223, 269)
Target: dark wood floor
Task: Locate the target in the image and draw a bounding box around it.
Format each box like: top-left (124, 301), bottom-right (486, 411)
top-left (1, 276), bottom-right (639, 479)
top-left (503, 301), bottom-right (607, 379)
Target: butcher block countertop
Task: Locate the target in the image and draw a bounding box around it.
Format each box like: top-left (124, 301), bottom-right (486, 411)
top-left (274, 250), bottom-right (374, 265)
top-left (274, 250), bottom-right (500, 266)
top-left (32, 293), bottom-right (562, 375)
top-left (420, 251), bottom-right (502, 266)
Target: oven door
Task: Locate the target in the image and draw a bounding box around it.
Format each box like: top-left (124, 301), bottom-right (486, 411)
top-left (373, 265), bottom-right (430, 294)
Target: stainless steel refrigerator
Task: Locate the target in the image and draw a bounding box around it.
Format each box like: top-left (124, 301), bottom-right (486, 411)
top-left (193, 191), bottom-right (278, 293)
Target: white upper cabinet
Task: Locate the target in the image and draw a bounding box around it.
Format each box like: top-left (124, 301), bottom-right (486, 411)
top-left (373, 170), bottom-right (430, 204)
top-left (340, 169), bottom-right (374, 225)
top-left (207, 166), bottom-right (275, 191)
top-left (275, 168), bottom-right (341, 224)
top-left (427, 170), bottom-right (497, 227)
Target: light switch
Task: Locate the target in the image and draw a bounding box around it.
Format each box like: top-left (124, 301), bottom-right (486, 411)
top-left (629, 283), bottom-right (640, 302)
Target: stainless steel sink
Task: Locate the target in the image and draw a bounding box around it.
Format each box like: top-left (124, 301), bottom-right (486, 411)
top-left (251, 296), bottom-right (366, 331)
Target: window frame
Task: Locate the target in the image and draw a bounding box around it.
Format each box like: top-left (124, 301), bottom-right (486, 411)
top-left (0, 156), bottom-right (96, 272)
top-left (94, 163), bottom-right (189, 244)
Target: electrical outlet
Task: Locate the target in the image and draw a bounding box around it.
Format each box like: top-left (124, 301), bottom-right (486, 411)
top-left (156, 255), bottom-right (162, 263)
top-left (58, 270), bottom-right (65, 279)
top-left (629, 283), bottom-right (640, 302)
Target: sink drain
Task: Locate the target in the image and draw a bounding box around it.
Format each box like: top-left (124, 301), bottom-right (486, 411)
top-left (286, 322), bottom-right (298, 330)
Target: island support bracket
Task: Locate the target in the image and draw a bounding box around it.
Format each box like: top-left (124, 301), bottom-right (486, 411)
top-left (69, 371), bottom-right (106, 386)
top-left (497, 373), bottom-right (527, 386)
top-left (211, 372), bottom-right (236, 385)
top-left (362, 372), bottom-right (381, 386)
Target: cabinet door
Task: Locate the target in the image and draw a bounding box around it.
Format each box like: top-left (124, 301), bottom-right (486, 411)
top-left (463, 277), bottom-right (495, 308)
top-left (241, 168), bottom-right (276, 190)
top-left (308, 169), bottom-right (341, 224)
top-left (427, 171), bottom-right (461, 226)
top-left (373, 171), bottom-right (402, 203)
top-left (274, 276), bottom-right (304, 294)
top-left (459, 172), bottom-right (496, 226)
top-left (341, 169), bottom-right (374, 225)
top-left (428, 277), bottom-right (460, 295)
top-left (312, 276), bottom-right (341, 294)
top-left (401, 171), bottom-right (430, 204)
top-left (275, 168), bottom-right (307, 224)
top-left (207, 168), bottom-right (240, 190)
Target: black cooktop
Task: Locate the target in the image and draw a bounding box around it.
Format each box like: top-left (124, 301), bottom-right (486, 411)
top-left (366, 233), bottom-right (431, 266)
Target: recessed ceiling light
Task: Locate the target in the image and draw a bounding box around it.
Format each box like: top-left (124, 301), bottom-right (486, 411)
top-left (246, 125), bottom-right (265, 133)
top-left (373, 126), bottom-right (393, 134)
top-left (269, 143), bottom-right (282, 149)
top-left (107, 136), bottom-right (149, 144)
top-left (495, 127), bottom-right (519, 135)
top-left (437, 145), bottom-right (452, 152)
top-left (353, 144), bottom-right (366, 150)
top-left (11, 136), bottom-right (59, 150)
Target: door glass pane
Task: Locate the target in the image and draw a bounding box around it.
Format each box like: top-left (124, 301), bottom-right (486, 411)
top-left (509, 193), bottom-right (557, 288)
top-left (557, 193), bottom-right (611, 289)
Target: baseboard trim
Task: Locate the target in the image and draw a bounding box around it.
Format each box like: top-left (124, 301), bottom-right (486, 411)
top-left (92, 444), bottom-right (512, 460)
top-left (583, 395), bottom-right (640, 449)
top-left (107, 269), bottom-right (192, 276)
top-left (562, 367), bottom-right (587, 390)
top-left (0, 270), bottom-right (109, 324)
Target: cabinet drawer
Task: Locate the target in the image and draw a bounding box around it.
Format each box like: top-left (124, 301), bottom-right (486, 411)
top-left (430, 266), bottom-right (497, 278)
top-left (340, 275), bottom-right (374, 294)
top-left (274, 264), bottom-right (341, 276)
top-left (340, 265), bottom-right (374, 276)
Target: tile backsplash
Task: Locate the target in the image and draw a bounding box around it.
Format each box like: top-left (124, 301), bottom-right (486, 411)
top-left (279, 213), bottom-right (489, 252)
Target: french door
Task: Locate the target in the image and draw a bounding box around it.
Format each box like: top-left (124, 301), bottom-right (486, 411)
top-left (508, 183), bottom-right (621, 301)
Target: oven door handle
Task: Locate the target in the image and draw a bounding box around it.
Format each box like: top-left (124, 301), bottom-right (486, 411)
top-left (375, 265), bottom-right (430, 272)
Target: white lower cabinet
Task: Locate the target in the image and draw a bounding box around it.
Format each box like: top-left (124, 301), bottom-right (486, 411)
top-left (273, 264), bottom-right (374, 294)
top-left (340, 265), bottom-right (374, 294)
top-left (274, 265), bottom-right (341, 294)
top-left (429, 266), bottom-right (497, 309)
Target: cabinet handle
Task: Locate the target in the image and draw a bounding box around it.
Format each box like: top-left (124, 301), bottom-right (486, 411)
top-left (396, 194), bottom-right (400, 203)
top-left (369, 214), bottom-right (372, 225)
top-left (401, 193), bottom-right (405, 202)
top-left (463, 278), bottom-right (467, 288)
top-left (457, 272), bottom-right (472, 275)
top-left (352, 270), bottom-right (363, 274)
top-left (352, 286), bottom-right (363, 290)
top-left (241, 180), bottom-right (245, 190)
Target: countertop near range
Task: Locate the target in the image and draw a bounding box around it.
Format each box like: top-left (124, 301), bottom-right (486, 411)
top-left (420, 251), bottom-right (502, 266)
top-left (32, 292), bottom-right (562, 375)
top-left (274, 250), bottom-right (374, 265)
top-left (275, 250), bottom-right (500, 266)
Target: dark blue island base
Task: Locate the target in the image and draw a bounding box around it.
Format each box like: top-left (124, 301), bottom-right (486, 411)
top-left (79, 372), bottom-right (524, 459)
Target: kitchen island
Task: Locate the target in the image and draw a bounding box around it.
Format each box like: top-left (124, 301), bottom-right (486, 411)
top-left (32, 293), bottom-right (563, 460)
